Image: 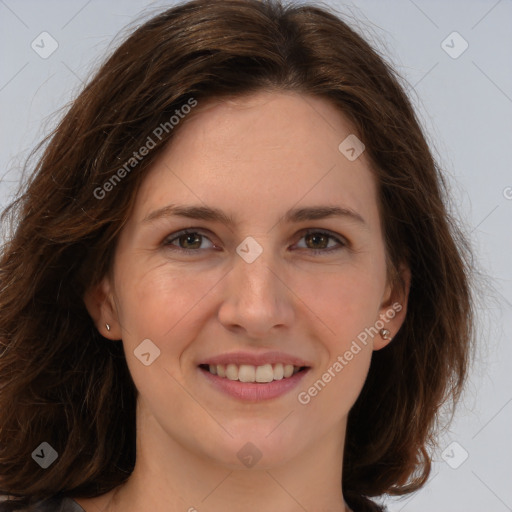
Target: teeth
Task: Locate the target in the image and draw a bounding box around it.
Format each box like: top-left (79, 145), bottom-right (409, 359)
top-left (204, 363), bottom-right (302, 382)
top-left (226, 364), bottom-right (238, 380)
top-left (238, 364), bottom-right (256, 382)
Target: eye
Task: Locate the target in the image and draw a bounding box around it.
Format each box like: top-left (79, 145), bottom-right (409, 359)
top-left (164, 229), bottom-right (216, 253)
top-left (163, 228), bottom-right (347, 255)
top-left (294, 229), bottom-right (347, 254)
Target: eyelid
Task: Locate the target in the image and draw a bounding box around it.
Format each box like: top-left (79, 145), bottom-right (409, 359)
top-left (163, 227), bottom-right (349, 254)
top-left (296, 228), bottom-right (349, 251)
top-left (163, 228), bottom-right (218, 251)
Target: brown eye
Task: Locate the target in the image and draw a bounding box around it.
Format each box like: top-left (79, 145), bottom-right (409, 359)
top-left (177, 232), bottom-right (202, 250)
top-left (295, 230), bottom-right (347, 254)
top-left (163, 228), bottom-right (347, 256)
top-left (305, 232), bottom-right (330, 250)
top-left (164, 230), bottom-right (215, 252)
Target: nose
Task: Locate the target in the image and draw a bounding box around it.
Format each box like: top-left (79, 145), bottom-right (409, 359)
top-left (217, 241), bottom-right (295, 339)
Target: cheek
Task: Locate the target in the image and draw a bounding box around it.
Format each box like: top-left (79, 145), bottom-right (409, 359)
top-left (297, 261), bottom-right (386, 345)
top-left (113, 262), bottom-right (222, 414)
top-left (295, 270), bottom-right (379, 418)
top-left (113, 259), bottom-right (222, 348)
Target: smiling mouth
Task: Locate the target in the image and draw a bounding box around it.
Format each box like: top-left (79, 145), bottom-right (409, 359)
top-left (198, 363), bottom-right (309, 383)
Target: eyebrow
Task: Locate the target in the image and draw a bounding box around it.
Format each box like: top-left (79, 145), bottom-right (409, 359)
top-left (142, 203), bottom-right (366, 227)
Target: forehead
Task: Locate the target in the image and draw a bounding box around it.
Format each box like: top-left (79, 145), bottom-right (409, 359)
top-left (132, 91), bottom-right (380, 231)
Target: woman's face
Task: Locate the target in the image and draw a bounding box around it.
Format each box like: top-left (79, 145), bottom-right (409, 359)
top-left (89, 91), bottom-right (408, 470)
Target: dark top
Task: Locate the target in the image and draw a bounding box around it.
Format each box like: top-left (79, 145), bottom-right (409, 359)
top-left (2, 495), bottom-right (390, 511)
top-left (0, 497), bottom-right (85, 512)
top-left (37, 497), bottom-right (85, 512)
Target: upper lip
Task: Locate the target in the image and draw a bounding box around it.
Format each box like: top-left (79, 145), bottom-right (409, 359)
top-left (199, 351), bottom-right (312, 368)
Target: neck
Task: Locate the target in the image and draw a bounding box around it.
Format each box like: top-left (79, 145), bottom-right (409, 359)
top-left (100, 399), bottom-right (351, 512)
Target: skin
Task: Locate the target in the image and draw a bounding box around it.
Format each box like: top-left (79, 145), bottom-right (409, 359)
top-left (82, 91), bottom-right (410, 512)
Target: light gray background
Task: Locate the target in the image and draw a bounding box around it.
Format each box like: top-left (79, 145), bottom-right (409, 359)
top-left (1, 1), bottom-right (511, 511)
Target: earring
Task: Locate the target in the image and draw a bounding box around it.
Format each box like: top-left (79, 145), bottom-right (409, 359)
top-left (105, 323), bottom-right (111, 332)
top-left (379, 328), bottom-right (391, 340)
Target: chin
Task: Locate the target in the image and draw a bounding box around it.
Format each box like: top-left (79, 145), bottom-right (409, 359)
top-left (204, 431), bottom-right (301, 471)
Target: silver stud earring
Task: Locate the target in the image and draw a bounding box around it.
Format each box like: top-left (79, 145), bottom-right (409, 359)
top-left (105, 323), bottom-right (111, 332)
top-left (379, 328), bottom-right (391, 340)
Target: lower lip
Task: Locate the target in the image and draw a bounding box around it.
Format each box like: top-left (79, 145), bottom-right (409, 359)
top-left (199, 366), bottom-right (310, 401)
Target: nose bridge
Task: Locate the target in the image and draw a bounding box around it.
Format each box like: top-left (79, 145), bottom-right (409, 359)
top-left (218, 234), bottom-right (294, 334)
top-left (233, 235), bottom-right (281, 301)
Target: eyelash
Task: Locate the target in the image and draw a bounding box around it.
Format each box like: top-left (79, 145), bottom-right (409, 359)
top-left (163, 228), bottom-right (348, 256)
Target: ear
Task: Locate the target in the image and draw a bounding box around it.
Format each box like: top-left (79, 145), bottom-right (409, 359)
top-left (373, 263), bottom-right (410, 351)
top-left (83, 275), bottom-right (122, 340)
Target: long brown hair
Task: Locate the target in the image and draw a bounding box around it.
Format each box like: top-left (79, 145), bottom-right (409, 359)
top-left (0, 1), bottom-right (475, 511)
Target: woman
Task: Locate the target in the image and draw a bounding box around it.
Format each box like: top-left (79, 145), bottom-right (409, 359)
top-left (0, 0), bottom-right (475, 511)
